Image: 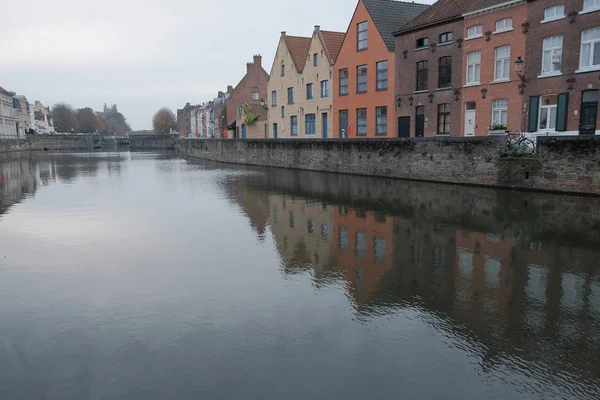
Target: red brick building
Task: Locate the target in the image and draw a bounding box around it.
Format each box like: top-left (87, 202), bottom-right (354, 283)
top-left (333, 0), bottom-right (429, 138)
top-left (394, 0), bottom-right (510, 137)
top-left (461, 1), bottom-right (528, 136)
top-left (523, 0), bottom-right (600, 136)
top-left (225, 55), bottom-right (269, 139)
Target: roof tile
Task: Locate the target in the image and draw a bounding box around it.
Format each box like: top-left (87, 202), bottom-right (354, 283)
top-left (284, 35), bottom-right (312, 73)
top-left (319, 30), bottom-right (346, 64)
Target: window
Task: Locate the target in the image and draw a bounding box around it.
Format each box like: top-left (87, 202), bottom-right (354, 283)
top-left (376, 61), bottom-right (388, 90)
top-left (339, 229), bottom-right (348, 251)
top-left (417, 37), bottom-right (429, 48)
top-left (289, 212), bottom-right (295, 228)
top-left (580, 27), bottom-right (600, 69)
top-left (306, 83), bottom-right (313, 100)
top-left (321, 223), bottom-right (329, 238)
top-left (357, 108), bottom-right (367, 136)
top-left (339, 69), bottom-right (349, 95)
top-left (252, 91), bottom-right (260, 101)
top-left (494, 45), bottom-right (511, 81)
top-left (313, 53), bottom-right (318, 67)
top-left (466, 51), bottom-right (481, 84)
top-left (356, 232), bottom-right (367, 259)
top-left (356, 208), bottom-right (367, 218)
top-left (271, 90), bottom-right (277, 106)
top-left (281, 64), bottom-right (285, 76)
top-left (374, 237), bottom-right (386, 262)
top-left (305, 114), bottom-right (316, 135)
top-left (495, 18), bottom-right (513, 31)
top-left (437, 103), bottom-right (451, 134)
top-left (290, 115), bottom-right (298, 135)
top-left (357, 65), bottom-right (367, 93)
top-left (287, 87), bottom-right (294, 104)
top-left (438, 56), bottom-right (452, 88)
top-left (491, 99), bottom-right (508, 126)
top-left (542, 35), bottom-right (563, 74)
top-left (376, 107), bottom-right (387, 135)
top-left (281, 106), bottom-right (285, 118)
top-left (543, 5), bottom-right (565, 21)
top-left (307, 217), bottom-right (314, 233)
top-left (439, 32), bottom-right (453, 43)
top-left (320, 80), bottom-right (329, 98)
top-left (467, 25), bottom-right (483, 38)
top-left (416, 61), bottom-right (428, 90)
top-left (539, 95), bottom-right (558, 130)
top-left (583, 0), bottom-right (600, 11)
top-left (357, 21), bottom-right (368, 50)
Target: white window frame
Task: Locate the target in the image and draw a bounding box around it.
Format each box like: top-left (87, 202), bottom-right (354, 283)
top-left (495, 18), bottom-right (513, 33)
top-left (542, 5), bottom-right (565, 23)
top-left (582, 0), bottom-right (600, 14)
top-left (494, 45), bottom-right (511, 82)
top-left (541, 35), bottom-right (563, 76)
top-left (491, 99), bottom-right (508, 127)
top-left (467, 25), bottom-right (483, 39)
top-left (538, 95), bottom-right (558, 132)
top-left (466, 51), bottom-right (481, 85)
top-left (578, 27), bottom-right (600, 72)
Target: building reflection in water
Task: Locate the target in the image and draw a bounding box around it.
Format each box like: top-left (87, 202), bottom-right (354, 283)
top-left (227, 168), bottom-right (600, 385)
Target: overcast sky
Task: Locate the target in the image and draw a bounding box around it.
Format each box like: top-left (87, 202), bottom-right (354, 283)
top-left (0, 0), bottom-right (435, 130)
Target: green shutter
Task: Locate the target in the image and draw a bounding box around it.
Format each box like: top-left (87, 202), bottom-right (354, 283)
top-left (556, 92), bottom-right (569, 132)
top-left (528, 96), bottom-right (539, 132)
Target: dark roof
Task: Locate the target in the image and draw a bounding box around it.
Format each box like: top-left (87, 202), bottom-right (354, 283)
top-left (318, 30), bottom-right (346, 64)
top-left (283, 35), bottom-right (312, 73)
top-left (363, 0), bottom-right (430, 51)
top-left (398, 0), bottom-right (512, 34)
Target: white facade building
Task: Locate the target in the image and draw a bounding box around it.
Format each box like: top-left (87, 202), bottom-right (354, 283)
top-left (34, 101), bottom-right (55, 134)
top-left (0, 86), bottom-right (18, 139)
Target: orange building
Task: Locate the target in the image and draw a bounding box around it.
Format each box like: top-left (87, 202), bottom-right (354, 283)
top-left (333, 205), bottom-right (394, 306)
top-left (333, 0), bottom-right (429, 138)
top-left (461, 1), bottom-right (528, 136)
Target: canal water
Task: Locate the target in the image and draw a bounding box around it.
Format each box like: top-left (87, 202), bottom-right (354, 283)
top-left (0, 151), bottom-right (599, 400)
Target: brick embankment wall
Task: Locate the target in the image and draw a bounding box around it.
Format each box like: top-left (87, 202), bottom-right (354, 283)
top-left (129, 134), bottom-right (178, 150)
top-left (0, 135), bottom-right (94, 152)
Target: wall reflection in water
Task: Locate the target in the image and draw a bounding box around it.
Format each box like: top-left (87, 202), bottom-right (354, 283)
top-left (224, 166), bottom-right (600, 385)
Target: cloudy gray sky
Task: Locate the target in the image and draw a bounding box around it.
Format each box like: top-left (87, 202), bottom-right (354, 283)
top-left (1, 0), bottom-right (435, 130)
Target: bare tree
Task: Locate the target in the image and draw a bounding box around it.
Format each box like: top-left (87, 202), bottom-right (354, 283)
top-left (153, 108), bottom-right (177, 134)
top-left (52, 103), bottom-right (79, 133)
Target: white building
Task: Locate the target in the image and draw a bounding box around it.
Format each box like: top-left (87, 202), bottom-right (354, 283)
top-left (0, 86), bottom-right (18, 139)
top-left (34, 101), bottom-right (55, 134)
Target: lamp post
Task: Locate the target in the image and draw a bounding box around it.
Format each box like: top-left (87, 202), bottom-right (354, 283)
top-left (515, 56), bottom-right (527, 95)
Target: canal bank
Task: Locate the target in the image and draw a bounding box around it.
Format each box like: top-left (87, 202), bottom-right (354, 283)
top-left (176, 136), bottom-right (600, 196)
top-left (0, 135), bottom-right (96, 152)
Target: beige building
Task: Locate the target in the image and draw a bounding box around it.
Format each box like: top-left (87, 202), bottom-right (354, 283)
top-left (236, 103), bottom-right (268, 139)
top-left (267, 26), bottom-right (344, 139)
top-left (13, 95), bottom-right (32, 137)
top-left (0, 86), bottom-right (18, 139)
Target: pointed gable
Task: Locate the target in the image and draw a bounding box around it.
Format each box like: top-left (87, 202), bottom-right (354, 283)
top-left (283, 35), bottom-right (312, 73)
top-left (362, 0), bottom-right (430, 51)
top-left (318, 30), bottom-right (346, 64)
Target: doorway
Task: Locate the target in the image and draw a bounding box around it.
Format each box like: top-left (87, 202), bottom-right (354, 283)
top-left (273, 123), bottom-right (278, 139)
top-left (398, 116), bottom-right (410, 137)
top-left (242, 124), bottom-right (247, 139)
top-left (322, 113), bottom-right (328, 138)
top-left (580, 90), bottom-right (598, 135)
top-left (464, 102), bottom-right (476, 136)
top-left (415, 106), bottom-right (425, 137)
top-left (339, 110), bottom-right (348, 138)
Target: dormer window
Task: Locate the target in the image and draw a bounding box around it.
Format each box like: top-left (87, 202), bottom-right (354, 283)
top-left (543, 4), bottom-right (565, 22)
top-left (416, 37), bottom-right (429, 49)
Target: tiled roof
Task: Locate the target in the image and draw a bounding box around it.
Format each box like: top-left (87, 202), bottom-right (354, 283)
top-left (399, 0), bottom-right (511, 33)
top-left (319, 30), bottom-right (346, 64)
top-left (283, 35), bottom-right (312, 73)
top-left (363, 0), bottom-right (430, 51)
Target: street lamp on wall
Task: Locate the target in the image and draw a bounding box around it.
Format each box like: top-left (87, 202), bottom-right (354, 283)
top-left (515, 56), bottom-right (527, 95)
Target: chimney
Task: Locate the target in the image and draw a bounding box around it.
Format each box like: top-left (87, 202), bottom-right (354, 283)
top-left (218, 91), bottom-right (224, 98)
top-left (227, 85), bottom-right (233, 93)
top-left (314, 25), bottom-right (320, 31)
top-left (247, 62), bottom-right (254, 73)
top-left (253, 54), bottom-right (262, 68)
top-left (281, 31), bottom-right (286, 37)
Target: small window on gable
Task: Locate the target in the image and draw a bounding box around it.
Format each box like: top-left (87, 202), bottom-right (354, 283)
top-left (495, 18), bottom-right (513, 32)
top-left (467, 25), bottom-right (483, 38)
top-left (439, 32), bottom-right (453, 43)
top-left (416, 37), bottom-right (429, 49)
top-left (544, 4), bottom-right (565, 21)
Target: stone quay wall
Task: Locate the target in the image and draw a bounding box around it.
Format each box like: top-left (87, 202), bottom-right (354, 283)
top-left (129, 134), bottom-right (178, 150)
top-left (176, 136), bottom-right (600, 196)
top-left (0, 135), bottom-right (94, 152)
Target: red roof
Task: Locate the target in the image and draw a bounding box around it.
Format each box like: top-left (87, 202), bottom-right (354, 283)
top-left (319, 30), bottom-right (346, 64)
top-left (283, 35), bottom-right (312, 73)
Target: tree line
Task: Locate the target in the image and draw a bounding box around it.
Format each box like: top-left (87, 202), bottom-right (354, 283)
top-left (51, 103), bottom-right (131, 134)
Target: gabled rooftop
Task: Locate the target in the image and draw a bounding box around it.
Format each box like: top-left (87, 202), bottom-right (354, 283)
top-left (282, 34), bottom-right (312, 73)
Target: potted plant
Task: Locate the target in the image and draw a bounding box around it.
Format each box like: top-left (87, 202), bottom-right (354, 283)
top-left (488, 123), bottom-right (508, 135)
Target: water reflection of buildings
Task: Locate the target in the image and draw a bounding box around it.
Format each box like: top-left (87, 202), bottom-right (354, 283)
top-left (228, 174), bottom-right (600, 382)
